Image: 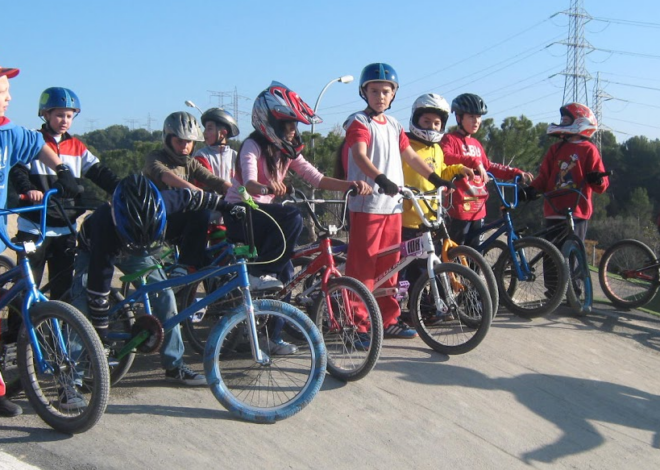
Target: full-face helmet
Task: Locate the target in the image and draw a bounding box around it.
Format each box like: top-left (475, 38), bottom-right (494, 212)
top-left (38, 87), bottom-right (81, 118)
top-left (546, 102), bottom-right (598, 138)
top-left (410, 93), bottom-right (450, 144)
top-left (111, 174), bottom-right (167, 256)
top-left (251, 81), bottom-right (321, 159)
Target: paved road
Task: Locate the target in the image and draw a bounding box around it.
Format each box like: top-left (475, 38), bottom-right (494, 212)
top-left (1, 299), bottom-right (660, 470)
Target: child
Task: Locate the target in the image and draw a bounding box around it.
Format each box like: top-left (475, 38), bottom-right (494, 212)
top-left (524, 102), bottom-right (609, 242)
top-left (223, 81), bottom-right (371, 353)
top-left (401, 93), bottom-right (474, 289)
top-left (0, 64), bottom-right (82, 417)
top-left (71, 175), bottom-right (230, 385)
top-left (441, 93), bottom-right (533, 247)
top-left (343, 63), bottom-right (454, 339)
top-left (193, 107), bottom-right (239, 183)
top-left (10, 87), bottom-right (121, 300)
top-left (143, 111), bottom-right (229, 276)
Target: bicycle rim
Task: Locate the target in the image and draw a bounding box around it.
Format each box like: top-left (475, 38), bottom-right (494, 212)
top-left (311, 276), bottom-right (382, 382)
top-left (409, 263), bottom-right (492, 355)
top-left (598, 239), bottom-right (660, 309)
top-left (204, 299), bottom-right (326, 423)
top-left (496, 237), bottom-right (568, 318)
top-left (17, 301), bottom-right (109, 434)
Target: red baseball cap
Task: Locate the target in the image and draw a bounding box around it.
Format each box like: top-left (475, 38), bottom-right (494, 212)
top-left (0, 66), bottom-right (20, 79)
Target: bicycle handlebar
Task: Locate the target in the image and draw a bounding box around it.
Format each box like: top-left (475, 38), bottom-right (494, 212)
top-left (540, 170), bottom-right (612, 215)
top-left (0, 188), bottom-right (62, 253)
top-left (282, 186), bottom-right (355, 233)
top-left (398, 186), bottom-right (447, 229)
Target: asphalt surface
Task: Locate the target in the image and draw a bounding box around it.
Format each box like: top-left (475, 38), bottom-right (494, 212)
top-left (1, 295), bottom-right (659, 470)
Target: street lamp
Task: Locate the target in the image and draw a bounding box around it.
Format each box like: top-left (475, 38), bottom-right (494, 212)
top-left (310, 75), bottom-right (354, 154)
top-left (185, 100), bottom-right (203, 115)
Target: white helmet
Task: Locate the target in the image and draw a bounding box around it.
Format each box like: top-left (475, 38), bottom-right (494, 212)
top-left (409, 93), bottom-right (450, 144)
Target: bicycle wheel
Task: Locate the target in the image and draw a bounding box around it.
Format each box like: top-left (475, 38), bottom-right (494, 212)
top-left (409, 263), bottom-right (492, 355)
top-left (17, 301), bottom-right (110, 434)
top-left (495, 237), bottom-right (568, 318)
top-left (562, 236), bottom-right (593, 316)
top-left (310, 276), bottom-right (382, 382)
top-left (180, 276), bottom-right (243, 355)
top-left (598, 239), bottom-right (660, 309)
top-left (447, 245), bottom-right (499, 316)
top-left (481, 239), bottom-right (507, 269)
top-left (204, 299), bottom-right (326, 423)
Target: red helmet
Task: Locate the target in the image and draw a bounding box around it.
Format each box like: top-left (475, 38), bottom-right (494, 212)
top-left (547, 102), bottom-right (598, 138)
top-left (251, 81), bottom-right (321, 159)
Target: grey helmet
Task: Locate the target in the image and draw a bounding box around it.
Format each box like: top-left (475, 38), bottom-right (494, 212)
top-left (451, 93), bottom-right (488, 116)
top-left (201, 108), bottom-right (240, 138)
top-left (162, 111), bottom-right (204, 144)
top-left (409, 93), bottom-right (450, 144)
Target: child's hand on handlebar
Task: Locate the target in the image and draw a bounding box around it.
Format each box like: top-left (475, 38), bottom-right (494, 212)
top-left (349, 180), bottom-right (372, 195)
top-left (520, 171), bottom-right (534, 184)
top-left (24, 190), bottom-right (44, 202)
top-left (268, 181), bottom-right (288, 196)
top-left (461, 166), bottom-right (475, 180)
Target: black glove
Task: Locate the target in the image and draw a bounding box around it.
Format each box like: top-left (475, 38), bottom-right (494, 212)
top-left (517, 186), bottom-right (539, 201)
top-left (375, 174), bottom-right (399, 196)
top-left (428, 172), bottom-right (456, 191)
top-left (585, 172), bottom-right (603, 185)
top-left (53, 164), bottom-right (82, 198)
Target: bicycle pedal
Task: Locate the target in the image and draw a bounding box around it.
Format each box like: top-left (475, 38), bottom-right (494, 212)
top-left (192, 308), bottom-right (207, 323)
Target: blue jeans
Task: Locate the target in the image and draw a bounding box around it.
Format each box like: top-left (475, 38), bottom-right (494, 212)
top-left (71, 250), bottom-right (185, 370)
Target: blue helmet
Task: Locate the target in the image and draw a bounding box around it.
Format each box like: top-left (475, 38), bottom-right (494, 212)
top-left (358, 63), bottom-right (399, 103)
top-left (111, 174), bottom-right (167, 256)
top-left (38, 87), bottom-right (81, 117)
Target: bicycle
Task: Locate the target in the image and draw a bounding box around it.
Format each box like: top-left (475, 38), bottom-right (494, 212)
top-left (0, 189), bottom-right (109, 434)
top-left (417, 185), bottom-right (500, 316)
top-left (465, 174), bottom-right (569, 318)
top-left (529, 172), bottom-right (611, 316)
top-left (179, 188), bottom-right (382, 382)
top-left (598, 239), bottom-right (660, 309)
top-left (370, 186), bottom-right (493, 355)
top-left (84, 203), bottom-right (327, 423)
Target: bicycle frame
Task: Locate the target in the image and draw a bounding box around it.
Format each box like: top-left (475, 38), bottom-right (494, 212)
top-left (463, 174), bottom-right (536, 281)
top-left (0, 189), bottom-right (72, 373)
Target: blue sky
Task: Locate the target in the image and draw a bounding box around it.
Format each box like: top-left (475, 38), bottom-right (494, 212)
top-left (3, 0), bottom-right (660, 143)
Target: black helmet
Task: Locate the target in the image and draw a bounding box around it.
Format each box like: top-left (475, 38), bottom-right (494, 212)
top-left (451, 93), bottom-right (488, 115)
top-left (200, 108), bottom-right (240, 138)
top-left (111, 174), bottom-right (167, 256)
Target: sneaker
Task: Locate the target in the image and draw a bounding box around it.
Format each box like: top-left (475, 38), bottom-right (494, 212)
top-left (58, 384), bottom-right (87, 411)
top-left (384, 321), bottom-right (418, 339)
top-left (248, 274), bottom-right (283, 291)
top-left (165, 363), bottom-right (207, 386)
top-left (259, 336), bottom-right (298, 355)
top-left (0, 396), bottom-right (22, 417)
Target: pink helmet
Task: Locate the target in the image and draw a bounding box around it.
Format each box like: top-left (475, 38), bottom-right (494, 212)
top-left (547, 102), bottom-right (598, 138)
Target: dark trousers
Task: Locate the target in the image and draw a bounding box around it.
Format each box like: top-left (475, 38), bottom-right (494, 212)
top-left (15, 231), bottom-right (75, 300)
top-left (224, 203), bottom-right (303, 284)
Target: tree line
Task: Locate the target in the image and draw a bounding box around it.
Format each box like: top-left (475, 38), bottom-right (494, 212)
top-left (21, 118), bottom-right (659, 253)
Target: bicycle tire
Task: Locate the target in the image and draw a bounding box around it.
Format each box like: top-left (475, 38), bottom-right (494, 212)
top-left (17, 301), bottom-right (110, 434)
top-left (409, 263), bottom-right (492, 355)
top-left (562, 236), bottom-right (593, 316)
top-left (180, 276), bottom-right (243, 355)
top-left (447, 245), bottom-right (499, 316)
top-left (598, 239), bottom-right (660, 309)
top-left (310, 276), bottom-right (382, 381)
top-left (482, 239), bottom-right (516, 297)
top-left (204, 299), bottom-right (326, 423)
top-left (495, 237), bottom-right (568, 318)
